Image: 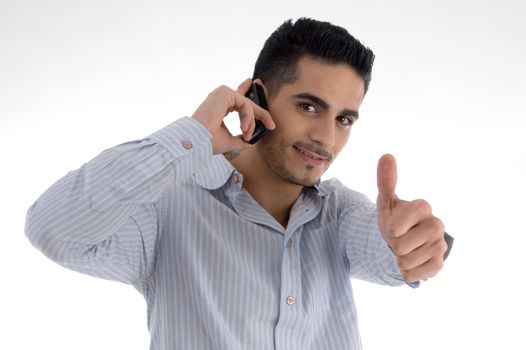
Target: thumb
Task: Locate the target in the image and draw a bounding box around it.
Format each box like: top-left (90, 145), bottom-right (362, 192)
top-left (376, 153), bottom-right (398, 210)
top-left (236, 78), bottom-right (253, 95)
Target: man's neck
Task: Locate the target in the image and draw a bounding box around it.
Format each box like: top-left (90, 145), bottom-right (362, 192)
top-left (230, 148), bottom-right (303, 228)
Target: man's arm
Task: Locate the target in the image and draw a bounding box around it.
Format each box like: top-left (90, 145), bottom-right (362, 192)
top-left (376, 154), bottom-right (448, 283)
top-left (336, 154), bottom-right (453, 286)
top-left (336, 187), bottom-right (408, 286)
top-left (25, 79), bottom-right (275, 285)
top-left (25, 117), bottom-right (213, 284)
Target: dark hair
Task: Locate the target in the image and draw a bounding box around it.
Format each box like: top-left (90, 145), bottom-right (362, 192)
top-left (253, 17), bottom-right (375, 99)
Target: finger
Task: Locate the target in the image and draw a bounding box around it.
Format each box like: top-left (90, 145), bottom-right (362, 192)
top-left (389, 223), bottom-right (429, 256)
top-left (236, 78), bottom-right (253, 95)
top-left (387, 199), bottom-right (433, 239)
top-left (211, 124), bottom-right (253, 155)
top-left (390, 216), bottom-right (444, 256)
top-left (234, 79), bottom-right (275, 133)
top-left (235, 78), bottom-right (254, 134)
top-left (400, 255), bottom-right (444, 283)
top-left (377, 154), bottom-right (398, 210)
top-left (235, 96), bottom-right (258, 141)
top-left (234, 93), bottom-right (275, 141)
top-left (229, 135), bottom-right (255, 151)
top-left (242, 114), bottom-right (256, 141)
top-left (255, 104), bottom-right (275, 130)
top-left (241, 116), bottom-right (255, 141)
top-left (397, 237), bottom-right (447, 271)
top-left (241, 93), bottom-right (275, 130)
top-left (239, 111), bottom-right (251, 133)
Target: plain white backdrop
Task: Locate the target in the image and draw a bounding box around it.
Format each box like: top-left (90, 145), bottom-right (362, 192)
top-left (1, 0), bottom-right (525, 349)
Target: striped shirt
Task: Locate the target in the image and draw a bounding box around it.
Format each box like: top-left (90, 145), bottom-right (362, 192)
top-left (25, 117), bottom-right (411, 350)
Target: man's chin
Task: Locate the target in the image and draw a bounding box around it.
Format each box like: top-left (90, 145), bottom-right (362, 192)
top-left (283, 173), bottom-right (321, 188)
top-left (263, 156), bottom-right (324, 188)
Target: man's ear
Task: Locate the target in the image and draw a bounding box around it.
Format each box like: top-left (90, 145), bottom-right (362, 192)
top-left (253, 78), bottom-right (270, 101)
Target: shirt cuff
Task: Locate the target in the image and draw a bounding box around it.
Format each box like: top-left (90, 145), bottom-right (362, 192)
top-left (149, 117), bottom-right (214, 182)
top-left (150, 117), bottom-right (212, 156)
top-left (443, 232), bottom-right (454, 260)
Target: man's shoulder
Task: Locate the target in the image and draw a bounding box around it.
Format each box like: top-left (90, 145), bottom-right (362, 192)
top-left (318, 178), bottom-right (374, 207)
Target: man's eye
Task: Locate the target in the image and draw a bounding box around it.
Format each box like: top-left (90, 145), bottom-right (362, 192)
top-left (337, 115), bottom-right (355, 126)
top-left (299, 103), bottom-right (316, 113)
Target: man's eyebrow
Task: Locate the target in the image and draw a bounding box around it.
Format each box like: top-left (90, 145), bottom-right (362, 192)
top-left (292, 92), bottom-right (359, 119)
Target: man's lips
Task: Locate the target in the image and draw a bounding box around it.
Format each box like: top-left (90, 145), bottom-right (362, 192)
top-left (293, 146), bottom-right (327, 161)
top-left (293, 145), bottom-right (331, 166)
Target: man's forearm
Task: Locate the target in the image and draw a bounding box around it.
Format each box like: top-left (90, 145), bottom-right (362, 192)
top-left (25, 117), bottom-right (213, 283)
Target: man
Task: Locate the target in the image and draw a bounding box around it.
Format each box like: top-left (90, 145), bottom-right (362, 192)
top-left (26, 18), bottom-right (452, 349)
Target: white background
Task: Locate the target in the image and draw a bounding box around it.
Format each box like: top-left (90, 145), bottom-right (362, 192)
top-left (1, 0), bottom-right (525, 349)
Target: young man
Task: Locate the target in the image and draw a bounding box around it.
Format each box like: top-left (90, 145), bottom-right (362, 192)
top-left (26, 18), bottom-right (452, 349)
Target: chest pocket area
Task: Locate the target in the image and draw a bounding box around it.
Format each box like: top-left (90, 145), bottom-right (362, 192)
top-left (300, 221), bottom-right (354, 313)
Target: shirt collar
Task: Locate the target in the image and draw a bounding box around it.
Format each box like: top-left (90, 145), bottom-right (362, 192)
top-left (193, 155), bottom-right (236, 190)
top-left (194, 154), bottom-right (335, 197)
top-left (308, 180), bottom-right (333, 197)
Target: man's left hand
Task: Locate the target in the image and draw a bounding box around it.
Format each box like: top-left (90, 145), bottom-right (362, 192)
top-left (376, 154), bottom-right (448, 283)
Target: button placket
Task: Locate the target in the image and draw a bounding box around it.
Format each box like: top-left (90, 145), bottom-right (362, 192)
top-left (283, 231), bottom-right (300, 310)
top-left (275, 232), bottom-right (303, 346)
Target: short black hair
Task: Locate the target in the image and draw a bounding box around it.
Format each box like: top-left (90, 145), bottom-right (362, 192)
top-left (253, 17), bottom-right (375, 99)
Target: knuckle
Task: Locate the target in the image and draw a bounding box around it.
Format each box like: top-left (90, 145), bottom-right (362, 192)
top-left (212, 85), bottom-right (227, 95)
top-left (430, 217), bottom-right (445, 233)
top-left (397, 256), bottom-right (410, 270)
top-left (211, 85), bottom-right (232, 101)
top-left (401, 269), bottom-right (415, 282)
top-left (390, 239), bottom-right (407, 256)
top-left (431, 257), bottom-right (444, 271)
top-left (437, 238), bottom-right (448, 255)
top-left (414, 199), bottom-right (432, 214)
top-left (387, 225), bottom-right (399, 238)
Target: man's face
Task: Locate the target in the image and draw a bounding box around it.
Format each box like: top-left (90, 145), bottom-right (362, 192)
top-left (256, 55), bottom-right (365, 187)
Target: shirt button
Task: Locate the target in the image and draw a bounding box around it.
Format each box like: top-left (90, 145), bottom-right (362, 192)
top-left (286, 296), bottom-right (294, 305)
top-left (286, 239), bottom-right (293, 247)
top-left (231, 174), bottom-right (240, 184)
top-left (182, 140), bottom-right (193, 150)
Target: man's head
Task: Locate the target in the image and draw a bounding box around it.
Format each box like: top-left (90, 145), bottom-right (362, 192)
top-left (252, 17), bottom-right (375, 101)
top-left (247, 18), bottom-right (374, 187)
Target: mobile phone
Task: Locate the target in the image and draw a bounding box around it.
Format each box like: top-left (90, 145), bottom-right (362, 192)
top-left (245, 82), bottom-right (269, 144)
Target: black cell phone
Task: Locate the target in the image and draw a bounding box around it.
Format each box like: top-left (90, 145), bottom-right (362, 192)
top-left (245, 82), bottom-right (269, 144)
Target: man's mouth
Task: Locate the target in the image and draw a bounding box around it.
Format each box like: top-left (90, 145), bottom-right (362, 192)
top-left (293, 146), bottom-right (326, 160)
top-left (293, 145), bottom-right (329, 166)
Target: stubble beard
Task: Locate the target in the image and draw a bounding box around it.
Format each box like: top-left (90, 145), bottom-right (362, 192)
top-left (257, 131), bottom-right (323, 188)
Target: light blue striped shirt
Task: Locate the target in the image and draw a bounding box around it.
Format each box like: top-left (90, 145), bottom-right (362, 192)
top-left (25, 117), bottom-right (410, 349)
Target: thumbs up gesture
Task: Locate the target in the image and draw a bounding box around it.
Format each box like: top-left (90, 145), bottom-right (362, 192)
top-left (376, 154), bottom-right (448, 282)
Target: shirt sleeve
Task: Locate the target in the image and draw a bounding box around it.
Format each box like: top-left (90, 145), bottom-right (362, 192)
top-left (335, 183), bottom-right (454, 288)
top-left (25, 117), bottom-right (213, 285)
top-left (334, 184), bottom-right (409, 287)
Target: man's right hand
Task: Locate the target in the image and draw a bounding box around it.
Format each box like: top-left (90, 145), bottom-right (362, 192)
top-left (191, 78), bottom-right (275, 155)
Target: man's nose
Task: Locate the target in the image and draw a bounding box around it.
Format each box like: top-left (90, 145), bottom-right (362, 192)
top-left (308, 117), bottom-right (335, 149)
